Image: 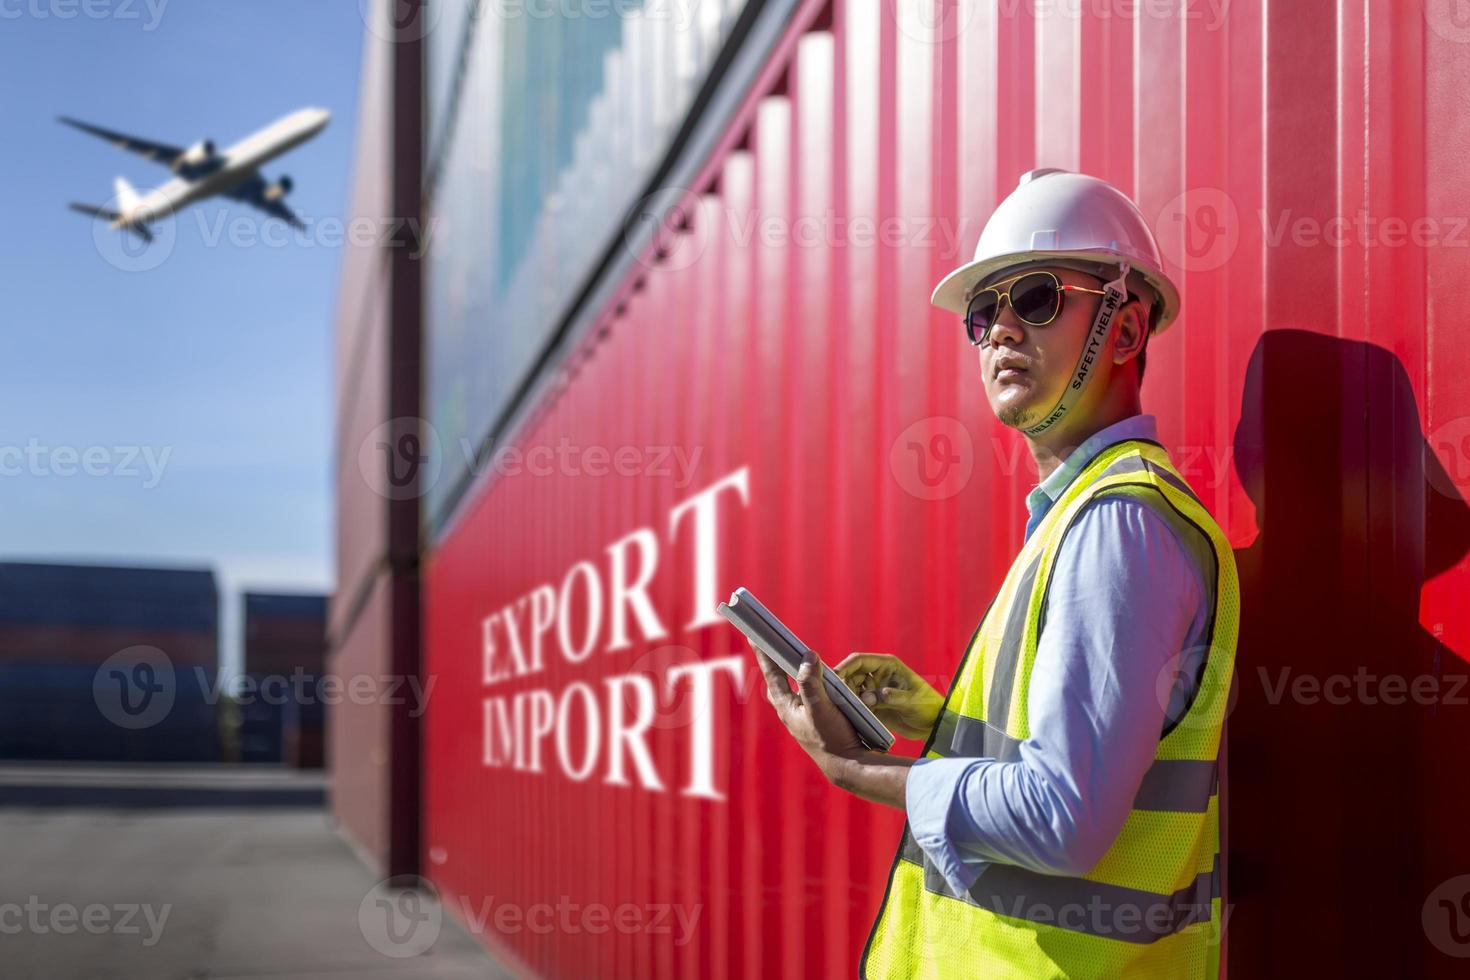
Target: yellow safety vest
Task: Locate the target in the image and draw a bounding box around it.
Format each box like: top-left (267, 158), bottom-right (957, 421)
top-left (862, 438), bottom-right (1239, 980)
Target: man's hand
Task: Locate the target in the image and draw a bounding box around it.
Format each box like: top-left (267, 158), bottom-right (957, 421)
top-left (833, 653), bottom-right (944, 741)
top-left (754, 646), bottom-right (868, 783)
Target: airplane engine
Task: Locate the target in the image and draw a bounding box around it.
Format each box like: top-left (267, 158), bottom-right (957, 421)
top-left (175, 139), bottom-right (218, 169)
top-left (264, 176), bottom-right (293, 202)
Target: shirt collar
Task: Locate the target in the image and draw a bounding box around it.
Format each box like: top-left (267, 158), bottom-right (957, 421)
top-left (1024, 413), bottom-right (1159, 518)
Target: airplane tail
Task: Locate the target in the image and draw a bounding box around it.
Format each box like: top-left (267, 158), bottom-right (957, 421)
top-left (69, 202), bottom-right (121, 223)
top-left (113, 176), bottom-right (142, 214)
top-left (68, 202), bottom-right (154, 243)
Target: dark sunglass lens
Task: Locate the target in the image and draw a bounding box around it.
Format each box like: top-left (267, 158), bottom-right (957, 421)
top-left (965, 293), bottom-right (998, 344)
top-left (1011, 273), bottom-right (1061, 324)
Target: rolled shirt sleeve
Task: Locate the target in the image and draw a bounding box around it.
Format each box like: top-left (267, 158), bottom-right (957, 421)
top-left (906, 496), bottom-right (1208, 894)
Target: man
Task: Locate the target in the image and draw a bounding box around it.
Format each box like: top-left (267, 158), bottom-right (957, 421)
top-left (755, 168), bottom-right (1238, 979)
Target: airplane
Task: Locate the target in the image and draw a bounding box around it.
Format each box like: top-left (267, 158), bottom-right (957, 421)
top-left (61, 107), bottom-right (331, 243)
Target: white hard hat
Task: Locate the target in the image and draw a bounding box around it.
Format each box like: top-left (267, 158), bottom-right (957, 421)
top-left (930, 168), bottom-right (1181, 335)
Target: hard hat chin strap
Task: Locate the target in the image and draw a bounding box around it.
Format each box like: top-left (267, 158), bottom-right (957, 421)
top-left (1021, 261), bottom-right (1130, 437)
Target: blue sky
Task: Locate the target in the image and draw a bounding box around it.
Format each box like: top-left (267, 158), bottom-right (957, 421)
top-left (0, 2), bottom-right (365, 678)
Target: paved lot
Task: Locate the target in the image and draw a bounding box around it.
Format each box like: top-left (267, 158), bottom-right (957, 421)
top-left (0, 765), bottom-right (516, 980)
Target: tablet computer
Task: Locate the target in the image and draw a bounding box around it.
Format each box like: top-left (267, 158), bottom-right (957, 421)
top-left (717, 587), bottom-right (895, 753)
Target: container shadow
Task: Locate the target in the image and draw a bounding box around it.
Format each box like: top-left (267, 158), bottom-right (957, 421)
top-left (1226, 329), bottom-right (1470, 977)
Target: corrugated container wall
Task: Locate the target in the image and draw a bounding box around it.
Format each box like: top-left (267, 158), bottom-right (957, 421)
top-left (329, 0), bottom-right (424, 875)
top-left (411, 1), bottom-right (1470, 977)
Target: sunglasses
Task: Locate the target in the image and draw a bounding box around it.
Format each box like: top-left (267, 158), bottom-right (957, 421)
top-left (963, 270), bottom-right (1109, 347)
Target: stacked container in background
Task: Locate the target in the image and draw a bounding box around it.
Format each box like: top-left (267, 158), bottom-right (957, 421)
top-left (0, 561), bottom-right (220, 763)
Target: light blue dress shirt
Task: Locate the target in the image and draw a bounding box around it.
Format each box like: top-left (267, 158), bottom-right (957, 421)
top-left (905, 413), bottom-right (1209, 894)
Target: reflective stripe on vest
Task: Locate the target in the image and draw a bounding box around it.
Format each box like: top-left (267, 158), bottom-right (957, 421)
top-left (861, 438), bottom-right (1240, 980)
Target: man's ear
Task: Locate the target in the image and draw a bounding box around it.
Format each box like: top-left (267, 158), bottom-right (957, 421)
top-left (1112, 300), bottom-right (1147, 368)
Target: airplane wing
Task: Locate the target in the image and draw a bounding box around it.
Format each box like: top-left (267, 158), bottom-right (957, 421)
top-left (58, 116), bottom-right (185, 167)
top-left (222, 172), bottom-right (306, 230)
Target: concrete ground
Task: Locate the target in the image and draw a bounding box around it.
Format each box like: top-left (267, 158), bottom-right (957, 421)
top-left (0, 764), bottom-right (517, 980)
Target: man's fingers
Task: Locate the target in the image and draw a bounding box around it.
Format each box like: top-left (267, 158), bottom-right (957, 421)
top-left (839, 670), bottom-right (873, 696)
top-left (753, 646), bottom-right (787, 687)
top-left (752, 648), bottom-right (796, 708)
top-left (835, 654), bottom-right (913, 697)
top-left (834, 652), bottom-right (893, 677)
top-left (794, 649), bottom-right (828, 706)
top-left (861, 686), bottom-right (912, 707)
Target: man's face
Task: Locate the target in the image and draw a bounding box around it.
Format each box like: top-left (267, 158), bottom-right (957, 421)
top-left (973, 265), bottom-right (1112, 430)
